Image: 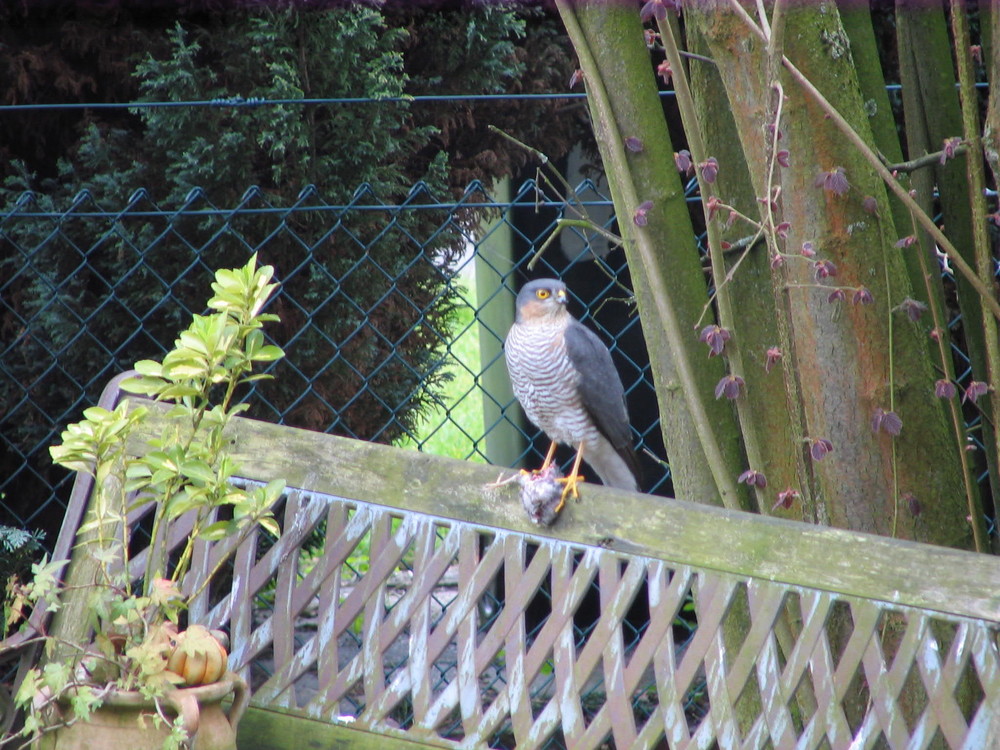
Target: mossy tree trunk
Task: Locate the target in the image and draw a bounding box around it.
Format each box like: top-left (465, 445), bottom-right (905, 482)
top-left (559, 2), bottom-right (1000, 738)
top-left (689, 2), bottom-right (972, 545)
top-left (559, 0), bottom-right (990, 553)
top-left (555, 1), bottom-right (751, 511)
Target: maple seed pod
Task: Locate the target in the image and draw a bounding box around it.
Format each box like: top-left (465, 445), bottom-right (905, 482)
top-left (166, 625), bottom-right (228, 686)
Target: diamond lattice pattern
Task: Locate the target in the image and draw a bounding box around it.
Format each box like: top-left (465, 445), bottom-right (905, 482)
top-left (120, 486), bottom-right (1000, 750)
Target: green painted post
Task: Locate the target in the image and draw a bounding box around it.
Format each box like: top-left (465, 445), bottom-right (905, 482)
top-left (474, 178), bottom-right (523, 470)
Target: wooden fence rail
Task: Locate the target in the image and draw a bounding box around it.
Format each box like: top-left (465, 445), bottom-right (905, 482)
top-left (12, 375), bottom-right (1000, 749)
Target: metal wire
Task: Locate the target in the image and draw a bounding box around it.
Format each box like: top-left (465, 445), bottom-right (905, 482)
top-left (0, 177), bottom-right (672, 540)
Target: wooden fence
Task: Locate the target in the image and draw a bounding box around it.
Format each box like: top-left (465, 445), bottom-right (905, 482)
top-left (14, 374), bottom-right (1000, 749)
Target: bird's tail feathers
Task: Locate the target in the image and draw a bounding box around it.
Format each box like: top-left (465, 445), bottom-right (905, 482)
top-left (588, 448), bottom-right (639, 493)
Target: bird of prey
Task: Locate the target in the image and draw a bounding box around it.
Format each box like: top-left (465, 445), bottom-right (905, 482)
top-left (504, 278), bottom-right (639, 514)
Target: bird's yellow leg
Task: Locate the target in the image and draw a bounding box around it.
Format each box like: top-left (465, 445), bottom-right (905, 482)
top-left (554, 443), bottom-right (586, 513)
top-left (539, 441), bottom-right (558, 471)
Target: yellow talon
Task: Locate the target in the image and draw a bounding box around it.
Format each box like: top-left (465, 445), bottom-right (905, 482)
top-left (553, 440), bottom-right (588, 512)
top-left (554, 472), bottom-right (585, 513)
top-left (520, 440), bottom-right (588, 516)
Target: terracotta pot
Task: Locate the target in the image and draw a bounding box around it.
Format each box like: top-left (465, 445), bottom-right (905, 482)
top-left (36, 671), bottom-right (249, 750)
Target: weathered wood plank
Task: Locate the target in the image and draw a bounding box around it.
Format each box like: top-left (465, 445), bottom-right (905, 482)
top-left (236, 705), bottom-right (437, 750)
top-left (24, 382), bottom-right (1000, 750)
top-left (126, 404), bottom-right (1000, 622)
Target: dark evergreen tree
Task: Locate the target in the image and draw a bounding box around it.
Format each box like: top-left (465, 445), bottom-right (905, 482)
top-left (0, 2), bottom-right (586, 532)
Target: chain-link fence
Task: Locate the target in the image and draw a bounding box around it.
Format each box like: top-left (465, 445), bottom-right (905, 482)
top-left (1, 175), bottom-right (675, 547)
top-left (2, 121), bottom-right (997, 750)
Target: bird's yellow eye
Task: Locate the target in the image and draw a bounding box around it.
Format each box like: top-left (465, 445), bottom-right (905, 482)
top-left (536, 289), bottom-right (550, 300)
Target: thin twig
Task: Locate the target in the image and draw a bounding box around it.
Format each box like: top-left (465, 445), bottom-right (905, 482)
top-left (678, 50), bottom-right (716, 66)
top-left (883, 145), bottom-right (968, 174)
top-left (947, 0), bottom-right (996, 551)
top-left (525, 219), bottom-right (623, 271)
top-left (726, 3), bottom-right (1000, 320)
top-left (488, 125), bottom-right (579, 204)
top-left (489, 124), bottom-right (622, 269)
top-left (660, 6), bottom-right (769, 513)
top-left (727, 0), bottom-right (825, 523)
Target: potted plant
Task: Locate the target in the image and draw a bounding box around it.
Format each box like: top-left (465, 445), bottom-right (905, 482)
top-left (8, 255), bottom-right (286, 750)
top-left (2, 525), bottom-right (45, 641)
top-left (2, 525), bottom-right (45, 736)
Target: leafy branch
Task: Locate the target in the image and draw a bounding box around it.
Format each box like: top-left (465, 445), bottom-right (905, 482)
top-left (15, 255), bottom-right (287, 749)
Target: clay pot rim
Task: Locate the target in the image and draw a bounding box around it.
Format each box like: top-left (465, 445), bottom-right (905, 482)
top-left (59, 671), bottom-right (244, 708)
top-left (42, 670), bottom-right (249, 745)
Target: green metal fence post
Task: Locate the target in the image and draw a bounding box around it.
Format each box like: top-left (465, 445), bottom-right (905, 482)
top-left (474, 178), bottom-right (522, 470)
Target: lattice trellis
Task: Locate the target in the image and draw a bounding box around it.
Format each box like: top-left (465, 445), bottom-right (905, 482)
top-left (174, 489), bottom-right (996, 750)
top-left (68, 494), bottom-right (1000, 749)
top-left (24, 379), bottom-right (1000, 749)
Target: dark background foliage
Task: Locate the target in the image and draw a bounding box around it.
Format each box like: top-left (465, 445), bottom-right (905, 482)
top-left (0, 1), bottom-right (593, 532)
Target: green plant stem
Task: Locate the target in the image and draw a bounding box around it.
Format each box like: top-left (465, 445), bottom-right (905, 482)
top-left (153, 335), bottom-right (248, 593)
top-left (557, 0), bottom-right (742, 509)
top-left (117, 474), bottom-right (131, 597)
top-left (97, 462), bottom-right (129, 594)
top-left (910, 213), bottom-right (986, 551)
top-left (656, 13), bottom-right (769, 511)
top-left (147, 412), bottom-right (222, 593)
top-left (949, 0), bottom-right (1000, 505)
top-left (170, 420), bottom-right (233, 589)
top-left (883, 257), bottom-right (901, 539)
top-left (185, 503), bottom-right (268, 604)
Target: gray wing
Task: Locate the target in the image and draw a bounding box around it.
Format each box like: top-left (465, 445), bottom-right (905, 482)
top-left (564, 319), bottom-right (640, 476)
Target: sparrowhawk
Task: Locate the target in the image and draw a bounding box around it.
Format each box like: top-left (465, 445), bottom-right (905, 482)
top-left (504, 279), bottom-right (639, 512)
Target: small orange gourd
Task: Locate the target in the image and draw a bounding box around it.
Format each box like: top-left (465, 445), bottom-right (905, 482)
top-left (166, 625), bottom-right (229, 686)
